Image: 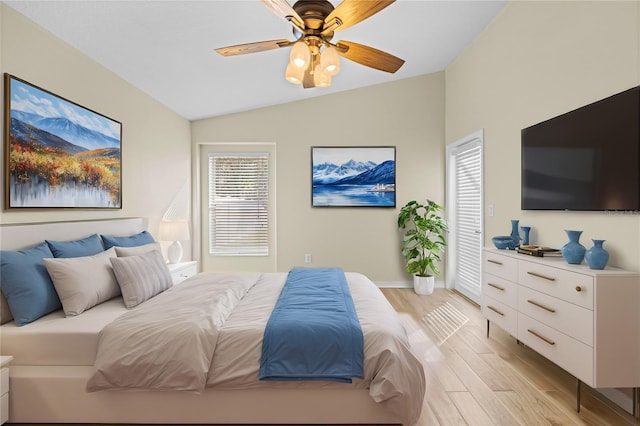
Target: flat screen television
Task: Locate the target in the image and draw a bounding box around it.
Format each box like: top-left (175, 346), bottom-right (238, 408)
top-left (521, 85), bottom-right (640, 211)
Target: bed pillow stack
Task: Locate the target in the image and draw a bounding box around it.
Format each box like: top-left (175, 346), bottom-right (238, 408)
top-left (0, 230), bottom-right (171, 326)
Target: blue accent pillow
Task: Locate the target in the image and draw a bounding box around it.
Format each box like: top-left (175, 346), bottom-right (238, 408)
top-left (0, 242), bottom-right (62, 326)
top-left (101, 230), bottom-right (155, 249)
top-left (46, 234), bottom-right (104, 258)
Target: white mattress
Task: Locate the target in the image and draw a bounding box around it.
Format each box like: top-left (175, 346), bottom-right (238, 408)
top-left (0, 297), bottom-right (127, 366)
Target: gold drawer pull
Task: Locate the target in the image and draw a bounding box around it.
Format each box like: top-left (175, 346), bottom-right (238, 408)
top-left (487, 259), bottom-right (503, 265)
top-left (487, 306), bottom-right (504, 316)
top-left (527, 299), bottom-right (556, 313)
top-left (575, 286), bottom-right (582, 292)
top-left (528, 329), bottom-right (555, 345)
top-left (488, 282), bottom-right (505, 291)
top-left (527, 271), bottom-right (556, 281)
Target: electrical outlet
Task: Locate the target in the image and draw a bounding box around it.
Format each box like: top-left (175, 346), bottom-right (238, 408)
top-left (304, 253), bottom-right (312, 263)
top-left (488, 204), bottom-right (494, 217)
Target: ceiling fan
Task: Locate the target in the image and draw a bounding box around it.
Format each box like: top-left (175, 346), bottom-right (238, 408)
top-left (215, 0), bottom-right (405, 89)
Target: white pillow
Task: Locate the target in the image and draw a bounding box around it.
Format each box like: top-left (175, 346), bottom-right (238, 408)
top-left (44, 247), bottom-right (120, 317)
top-left (114, 242), bottom-right (162, 257)
top-left (110, 250), bottom-right (173, 308)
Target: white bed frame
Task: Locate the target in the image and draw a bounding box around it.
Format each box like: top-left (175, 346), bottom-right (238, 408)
top-left (0, 218), bottom-right (400, 424)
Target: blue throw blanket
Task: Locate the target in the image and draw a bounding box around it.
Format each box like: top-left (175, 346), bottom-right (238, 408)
top-left (259, 267), bottom-right (364, 383)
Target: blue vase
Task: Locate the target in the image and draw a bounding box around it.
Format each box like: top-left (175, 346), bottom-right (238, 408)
top-left (561, 230), bottom-right (586, 264)
top-left (585, 239), bottom-right (609, 270)
top-left (521, 226), bottom-right (531, 245)
top-left (510, 220), bottom-right (520, 248)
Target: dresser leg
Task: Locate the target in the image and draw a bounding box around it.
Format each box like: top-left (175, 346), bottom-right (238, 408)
top-left (486, 319), bottom-right (489, 338)
top-left (576, 379), bottom-right (581, 413)
top-left (633, 387), bottom-right (638, 419)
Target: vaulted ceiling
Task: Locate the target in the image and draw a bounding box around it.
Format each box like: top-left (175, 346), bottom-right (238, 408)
top-left (6, 1), bottom-right (507, 120)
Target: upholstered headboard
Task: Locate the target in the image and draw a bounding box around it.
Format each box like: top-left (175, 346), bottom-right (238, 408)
top-left (0, 217), bottom-right (148, 251)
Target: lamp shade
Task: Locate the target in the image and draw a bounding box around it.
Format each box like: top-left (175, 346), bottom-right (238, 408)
top-left (290, 41), bottom-right (310, 68)
top-left (320, 46), bottom-right (340, 75)
top-left (158, 220), bottom-right (190, 242)
top-left (313, 65), bottom-right (331, 87)
top-left (285, 61), bottom-right (304, 84)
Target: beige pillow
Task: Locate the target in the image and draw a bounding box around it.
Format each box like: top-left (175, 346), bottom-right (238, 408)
top-left (44, 247), bottom-right (120, 317)
top-left (110, 250), bottom-right (173, 308)
top-left (114, 242), bottom-right (162, 257)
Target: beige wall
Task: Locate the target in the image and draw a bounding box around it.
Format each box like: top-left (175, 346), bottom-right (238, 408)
top-left (0, 5), bottom-right (192, 259)
top-left (192, 73), bottom-right (445, 283)
top-left (447, 1), bottom-right (640, 271)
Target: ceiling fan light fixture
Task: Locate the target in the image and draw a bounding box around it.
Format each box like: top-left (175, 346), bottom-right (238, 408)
top-left (285, 61), bottom-right (305, 84)
top-left (290, 41), bottom-right (311, 68)
top-left (313, 64), bottom-right (331, 87)
top-left (320, 46), bottom-right (340, 75)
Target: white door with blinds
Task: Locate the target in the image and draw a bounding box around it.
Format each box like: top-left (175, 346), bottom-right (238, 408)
top-left (446, 130), bottom-right (483, 304)
top-left (199, 143), bottom-right (276, 273)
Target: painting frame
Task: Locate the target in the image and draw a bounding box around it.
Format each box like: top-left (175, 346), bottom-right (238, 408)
top-left (311, 146), bottom-right (396, 208)
top-left (4, 73), bottom-right (122, 209)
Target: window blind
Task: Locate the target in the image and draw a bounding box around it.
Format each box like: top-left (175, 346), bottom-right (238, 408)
top-left (454, 143), bottom-right (482, 300)
top-left (208, 152), bottom-right (269, 256)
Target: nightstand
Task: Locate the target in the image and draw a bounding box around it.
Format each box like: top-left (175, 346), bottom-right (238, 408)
top-left (0, 356), bottom-right (13, 425)
top-left (168, 261), bottom-right (198, 285)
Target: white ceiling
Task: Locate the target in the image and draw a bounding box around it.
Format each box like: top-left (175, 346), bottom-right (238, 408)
top-left (5, 0), bottom-right (507, 121)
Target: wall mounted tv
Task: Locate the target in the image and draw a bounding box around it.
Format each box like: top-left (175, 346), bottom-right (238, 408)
top-left (521, 85), bottom-right (640, 211)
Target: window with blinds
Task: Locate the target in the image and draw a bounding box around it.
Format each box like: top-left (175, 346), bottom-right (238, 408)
top-left (208, 152), bottom-right (269, 256)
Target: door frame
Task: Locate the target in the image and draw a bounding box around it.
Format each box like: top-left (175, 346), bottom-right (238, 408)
top-left (445, 129), bottom-right (484, 302)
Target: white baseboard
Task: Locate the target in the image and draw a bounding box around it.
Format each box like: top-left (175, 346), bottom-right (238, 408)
top-left (374, 280), bottom-right (446, 289)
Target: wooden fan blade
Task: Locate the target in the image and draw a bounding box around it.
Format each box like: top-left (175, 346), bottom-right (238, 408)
top-left (260, 0), bottom-right (305, 32)
top-left (325, 0), bottom-right (395, 32)
top-left (336, 40), bottom-right (404, 73)
top-left (215, 39), bottom-right (291, 56)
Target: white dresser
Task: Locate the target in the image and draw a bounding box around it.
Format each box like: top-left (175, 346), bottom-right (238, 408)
top-left (0, 356), bottom-right (13, 425)
top-left (482, 248), bottom-right (640, 415)
top-left (168, 261), bottom-right (198, 285)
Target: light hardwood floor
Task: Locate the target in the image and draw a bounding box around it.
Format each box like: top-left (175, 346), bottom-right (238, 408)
top-left (381, 287), bottom-right (640, 426)
top-left (9, 288), bottom-right (639, 426)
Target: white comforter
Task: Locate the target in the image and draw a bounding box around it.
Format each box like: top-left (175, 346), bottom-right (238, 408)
top-left (87, 272), bottom-right (426, 425)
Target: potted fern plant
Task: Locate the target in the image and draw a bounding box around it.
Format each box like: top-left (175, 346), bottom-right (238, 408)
top-left (397, 199), bottom-right (448, 295)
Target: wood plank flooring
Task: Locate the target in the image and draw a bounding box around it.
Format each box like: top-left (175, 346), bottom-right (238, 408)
top-left (381, 288), bottom-right (640, 426)
top-left (9, 288), bottom-right (639, 426)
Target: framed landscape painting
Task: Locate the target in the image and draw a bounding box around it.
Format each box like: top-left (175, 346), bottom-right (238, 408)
top-left (4, 74), bottom-right (122, 209)
top-left (311, 146), bottom-right (396, 207)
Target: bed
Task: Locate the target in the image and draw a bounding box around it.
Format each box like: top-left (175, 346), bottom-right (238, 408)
top-left (0, 217), bottom-right (425, 425)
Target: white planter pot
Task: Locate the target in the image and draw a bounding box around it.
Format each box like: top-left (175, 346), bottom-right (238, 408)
top-left (413, 275), bottom-right (435, 295)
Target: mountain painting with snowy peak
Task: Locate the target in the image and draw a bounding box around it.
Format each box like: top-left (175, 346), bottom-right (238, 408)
top-left (5, 74), bottom-right (122, 208)
top-left (311, 146), bottom-right (396, 207)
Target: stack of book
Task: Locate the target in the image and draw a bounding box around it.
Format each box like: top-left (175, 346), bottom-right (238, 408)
top-left (516, 245), bottom-right (562, 257)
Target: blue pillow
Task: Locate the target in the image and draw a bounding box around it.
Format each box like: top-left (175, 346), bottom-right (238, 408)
top-left (46, 234), bottom-right (104, 258)
top-left (0, 242), bottom-right (62, 326)
top-left (101, 230), bottom-right (155, 249)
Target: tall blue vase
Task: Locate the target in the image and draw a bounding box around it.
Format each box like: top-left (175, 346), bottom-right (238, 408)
top-left (585, 239), bottom-right (609, 270)
top-left (561, 230), bottom-right (586, 264)
top-left (521, 226), bottom-right (531, 245)
top-left (510, 220), bottom-right (520, 247)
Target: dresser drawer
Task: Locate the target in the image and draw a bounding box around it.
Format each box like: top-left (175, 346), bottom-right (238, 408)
top-left (169, 262), bottom-right (198, 285)
top-left (482, 273), bottom-right (517, 308)
top-left (484, 252), bottom-right (518, 282)
top-left (482, 295), bottom-right (517, 337)
top-left (518, 285), bottom-right (593, 346)
top-left (518, 312), bottom-right (593, 385)
top-left (0, 368), bottom-right (8, 396)
top-left (518, 261), bottom-right (593, 309)
top-left (0, 393), bottom-right (7, 425)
